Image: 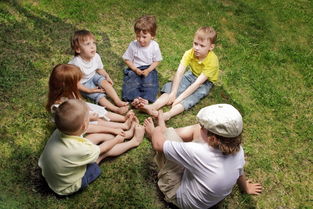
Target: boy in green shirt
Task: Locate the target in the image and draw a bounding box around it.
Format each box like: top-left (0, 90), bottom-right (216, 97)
top-left (38, 99), bottom-right (144, 195)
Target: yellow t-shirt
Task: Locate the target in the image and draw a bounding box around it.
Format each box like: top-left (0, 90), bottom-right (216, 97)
top-left (180, 49), bottom-right (219, 83)
top-left (38, 129), bottom-right (100, 195)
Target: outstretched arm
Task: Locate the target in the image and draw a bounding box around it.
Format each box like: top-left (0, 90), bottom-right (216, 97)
top-left (97, 68), bottom-right (113, 85)
top-left (237, 174), bottom-right (262, 195)
top-left (124, 60), bottom-right (143, 76)
top-left (77, 82), bottom-right (105, 94)
top-left (167, 63), bottom-right (187, 104)
top-left (172, 73), bottom-right (208, 106)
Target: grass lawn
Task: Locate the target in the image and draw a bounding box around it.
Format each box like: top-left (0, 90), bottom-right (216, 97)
top-left (0, 0), bottom-right (312, 208)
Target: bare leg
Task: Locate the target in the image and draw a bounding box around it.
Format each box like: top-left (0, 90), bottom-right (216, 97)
top-left (124, 121), bottom-right (136, 139)
top-left (98, 97), bottom-right (128, 114)
top-left (100, 80), bottom-right (128, 107)
top-left (85, 133), bottom-right (115, 144)
top-left (97, 125), bottom-right (145, 162)
top-left (162, 104), bottom-right (184, 121)
top-left (97, 114), bottom-right (134, 130)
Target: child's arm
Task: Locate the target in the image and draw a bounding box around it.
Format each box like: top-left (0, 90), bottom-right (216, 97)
top-left (124, 60), bottom-right (143, 76)
top-left (77, 82), bottom-right (105, 94)
top-left (141, 61), bottom-right (160, 77)
top-left (96, 69), bottom-right (113, 85)
top-left (237, 174), bottom-right (262, 195)
top-left (172, 73), bottom-right (207, 106)
top-left (167, 64), bottom-right (187, 104)
top-left (98, 135), bottom-right (125, 154)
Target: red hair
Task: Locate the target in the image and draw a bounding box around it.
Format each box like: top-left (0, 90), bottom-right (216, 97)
top-left (46, 64), bottom-right (83, 111)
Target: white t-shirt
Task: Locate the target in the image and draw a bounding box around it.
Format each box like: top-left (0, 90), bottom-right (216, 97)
top-left (122, 40), bottom-right (162, 67)
top-left (164, 141), bottom-right (245, 209)
top-left (69, 53), bottom-right (104, 83)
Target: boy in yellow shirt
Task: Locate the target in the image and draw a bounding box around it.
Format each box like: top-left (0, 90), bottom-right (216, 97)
top-left (38, 99), bottom-right (144, 196)
top-left (139, 26), bottom-right (219, 120)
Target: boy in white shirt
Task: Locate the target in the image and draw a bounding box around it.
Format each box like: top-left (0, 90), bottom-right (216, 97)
top-left (69, 30), bottom-right (129, 114)
top-left (122, 15), bottom-right (162, 107)
top-left (144, 104), bottom-right (262, 209)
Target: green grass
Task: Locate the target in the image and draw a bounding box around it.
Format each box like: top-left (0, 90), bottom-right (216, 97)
top-left (0, 0), bottom-right (312, 208)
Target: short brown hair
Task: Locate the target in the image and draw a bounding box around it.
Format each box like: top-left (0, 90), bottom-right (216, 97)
top-left (134, 15), bottom-right (157, 37)
top-left (207, 130), bottom-right (242, 155)
top-left (195, 26), bottom-right (217, 44)
top-left (70, 29), bottom-right (95, 56)
top-left (54, 99), bottom-right (88, 135)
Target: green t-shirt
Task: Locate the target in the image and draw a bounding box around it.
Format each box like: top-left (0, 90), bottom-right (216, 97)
top-left (38, 129), bottom-right (100, 195)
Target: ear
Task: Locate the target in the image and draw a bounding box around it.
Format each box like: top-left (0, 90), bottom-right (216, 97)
top-left (75, 47), bottom-right (81, 54)
top-left (209, 44), bottom-right (215, 51)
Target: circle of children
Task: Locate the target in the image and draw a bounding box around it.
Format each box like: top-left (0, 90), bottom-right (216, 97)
top-left (38, 15), bottom-right (262, 208)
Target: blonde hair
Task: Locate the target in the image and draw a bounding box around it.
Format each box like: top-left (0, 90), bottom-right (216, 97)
top-left (195, 26), bottom-right (217, 44)
top-left (134, 15), bottom-right (157, 37)
top-left (207, 130), bottom-right (242, 155)
top-left (70, 29), bottom-right (95, 56)
top-left (54, 99), bottom-right (88, 134)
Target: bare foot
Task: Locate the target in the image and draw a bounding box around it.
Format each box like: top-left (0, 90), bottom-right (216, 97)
top-left (123, 114), bottom-right (134, 130)
top-left (138, 97), bottom-right (148, 106)
top-left (116, 100), bottom-right (129, 107)
top-left (131, 98), bottom-right (141, 108)
top-left (116, 105), bottom-right (129, 115)
top-left (115, 134), bottom-right (125, 143)
top-left (126, 110), bottom-right (135, 118)
top-left (139, 105), bottom-right (158, 117)
top-left (131, 124), bottom-right (145, 146)
top-left (125, 121), bottom-right (137, 139)
top-left (144, 117), bottom-right (155, 139)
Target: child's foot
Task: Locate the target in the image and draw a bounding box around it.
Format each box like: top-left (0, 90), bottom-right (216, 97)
top-left (116, 105), bottom-right (129, 115)
top-left (125, 121), bottom-right (137, 139)
top-left (157, 110), bottom-right (168, 125)
top-left (131, 98), bottom-right (141, 108)
top-left (144, 117), bottom-right (155, 139)
top-left (126, 110), bottom-right (135, 118)
top-left (138, 97), bottom-right (148, 106)
top-left (139, 105), bottom-right (159, 117)
top-left (116, 100), bottom-right (129, 107)
top-left (130, 124), bottom-right (145, 146)
top-left (123, 114), bottom-right (134, 130)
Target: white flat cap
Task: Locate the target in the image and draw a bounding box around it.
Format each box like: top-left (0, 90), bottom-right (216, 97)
top-left (196, 104), bottom-right (243, 138)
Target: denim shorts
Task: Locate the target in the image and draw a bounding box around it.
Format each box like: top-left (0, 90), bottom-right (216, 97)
top-left (161, 70), bottom-right (213, 110)
top-left (122, 65), bottom-right (159, 103)
top-left (81, 73), bottom-right (106, 104)
top-left (80, 163), bottom-right (101, 190)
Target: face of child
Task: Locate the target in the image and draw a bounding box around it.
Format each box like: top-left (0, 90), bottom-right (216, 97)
top-left (136, 31), bottom-right (153, 47)
top-left (76, 37), bottom-right (97, 61)
top-left (193, 37), bottom-right (214, 60)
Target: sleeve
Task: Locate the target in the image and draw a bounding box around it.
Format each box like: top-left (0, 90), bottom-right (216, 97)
top-left (122, 42), bottom-right (134, 61)
top-left (95, 53), bottom-right (104, 69)
top-left (78, 142), bottom-right (100, 164)
top-left (238, 147), bottom-right (245, 176)
top-left (163, 141), bottom-right (198, 171)
top-left (152, 41), bottom-right (163, 62)
top-left (179, 49), bottom-right (192, 67)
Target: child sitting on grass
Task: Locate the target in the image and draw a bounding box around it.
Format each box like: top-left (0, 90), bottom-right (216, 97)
top-left (69, 29), bottom-right (129, 114)
top-left (139, 26), bottom-right (219, 121)
top-left (47, 64), bottom-right (136, 141)
top-left (122, 15), bottom-right (162, 107)
top-left (38, 99), bottom-right (145, 196)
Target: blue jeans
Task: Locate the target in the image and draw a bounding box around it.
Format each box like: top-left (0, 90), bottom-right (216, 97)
top-left (161, 71), bottom-right (213, 110)
top-left (81, 73), bottom-right (106, 104)
top-left (80, 163), bottom-right (101, 190)
top-left (122, 65), bottom-right (159, 103)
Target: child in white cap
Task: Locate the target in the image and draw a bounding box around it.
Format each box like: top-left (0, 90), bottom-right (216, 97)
top-left (144, 104), bottom-right (262, 209)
